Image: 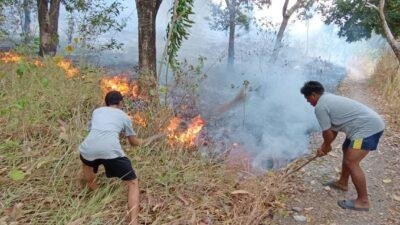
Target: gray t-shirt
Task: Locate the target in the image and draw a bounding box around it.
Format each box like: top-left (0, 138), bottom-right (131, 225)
top-left (79, 106), bottom-right (136, 161)
top-left (315, 93), bottom-right (385, 140)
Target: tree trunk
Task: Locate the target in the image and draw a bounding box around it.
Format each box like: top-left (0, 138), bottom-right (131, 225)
top-left (272, 0), bottom-right (305, 60)
top-left (135, 0), bottom-right (162, 79)
top-left (22, 0), bottom-right (31, 44)
top-left (227, 1), bottom-right (236, 70)
top-left (37, 0), bottom-right (61, 57)
top-left (379, 0), bottom-right (400, 63)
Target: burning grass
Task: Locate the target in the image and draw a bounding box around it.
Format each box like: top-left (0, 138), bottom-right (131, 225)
top-left (0, 54), bottom-right (294, 224)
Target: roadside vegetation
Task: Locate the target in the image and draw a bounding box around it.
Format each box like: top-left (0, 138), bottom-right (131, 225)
top-left (371, 51), bottom-right (400, 130)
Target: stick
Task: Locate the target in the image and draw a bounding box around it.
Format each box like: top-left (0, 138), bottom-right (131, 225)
top-left (285, 155), bottom-right (318, 177)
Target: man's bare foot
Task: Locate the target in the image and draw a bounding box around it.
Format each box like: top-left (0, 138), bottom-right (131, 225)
top-left (325, 180), bottom-right (348, 191)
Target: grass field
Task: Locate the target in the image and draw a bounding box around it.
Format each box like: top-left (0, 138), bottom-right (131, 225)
top-left (0, 53), bottom-right (293, 225)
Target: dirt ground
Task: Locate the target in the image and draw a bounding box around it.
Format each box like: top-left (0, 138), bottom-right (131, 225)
top-left (271, 73), bottom-right (400, 224)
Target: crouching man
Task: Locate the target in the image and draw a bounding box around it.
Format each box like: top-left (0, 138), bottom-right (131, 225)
top-left (301, 81), bottom-right (385, 211)
top-left (79, 90), bottom-right (162, 224)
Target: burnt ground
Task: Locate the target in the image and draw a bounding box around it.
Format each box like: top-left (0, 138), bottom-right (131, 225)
top-left (271, 71), bottom-right (400, 224)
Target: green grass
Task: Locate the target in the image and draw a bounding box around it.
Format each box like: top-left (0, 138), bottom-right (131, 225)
top-left (0, 53), bottom-right (292, 224)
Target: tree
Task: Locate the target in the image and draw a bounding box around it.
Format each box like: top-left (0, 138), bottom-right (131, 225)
top-left (323, 0), bottom-right (400, 63)
top-left (208, 0), bottom-right (253, 69)
top-left (272, 0), bottom-right (315, 59)
top-left (22, 0), bottom-right (33, 43)
top-left (37, 0), bottom-right (61, 56)
top-left (135, 0), bottom-right (163, 80)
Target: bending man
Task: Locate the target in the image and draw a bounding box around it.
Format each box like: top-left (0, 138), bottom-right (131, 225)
top-left (301, 81), bottom-right (385, 211)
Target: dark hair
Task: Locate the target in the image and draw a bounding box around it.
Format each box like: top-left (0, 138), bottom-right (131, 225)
top-left (105, 90), bottom-right (123, 106)
top-left (300, 81), bottom-right (325, 97)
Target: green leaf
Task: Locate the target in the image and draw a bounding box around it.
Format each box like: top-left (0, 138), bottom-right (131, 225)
top-left (9, 169), bottom-right (25, 181)
top-left (41, 78), bottom-right (49, 88)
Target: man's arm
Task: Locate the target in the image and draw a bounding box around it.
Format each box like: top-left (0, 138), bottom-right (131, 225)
top-left (127, 133), bottom-right (166, 147)
top-left (317, 129), bottom-right (338, 157)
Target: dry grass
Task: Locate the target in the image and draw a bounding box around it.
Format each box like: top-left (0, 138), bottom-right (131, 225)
top-left (371, 51), bottom-right (400, 127)
top-left (0, 54), bottom-right (293, 225)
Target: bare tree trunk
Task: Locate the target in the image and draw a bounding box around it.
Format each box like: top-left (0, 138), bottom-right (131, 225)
top-left (379, 0), bottom-right (400, 63)
top-left (22, 0), bottom-right (31, 44)
top-left (135, 0), bottom-right (162, 79)
top-left (272, 0), bottom-right (306, 60)
top-left (226, 0), bottom-right (236, 70)
top-left (37, 0), bottom-right (61, 57)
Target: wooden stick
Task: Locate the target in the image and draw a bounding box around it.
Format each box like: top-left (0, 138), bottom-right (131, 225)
top-left (285, 155), bottom-right (318, 177)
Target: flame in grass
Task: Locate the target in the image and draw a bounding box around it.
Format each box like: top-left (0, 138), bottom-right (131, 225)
top-left (57, 59), bottom-right (79, 78)
top-left (0, 52), bottom-right (23, 63)
top-left (101, 76), bottom-right (144, 100)
top-left (132, 112), bottom-right (147, 127)
top-left (33, 59), bottom-right (44, 67)
top-left (166, 115), bottom-right (206, 147)
top-left (101, 76), bottom-right (131, 97)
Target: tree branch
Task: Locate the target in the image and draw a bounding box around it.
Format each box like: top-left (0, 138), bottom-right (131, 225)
top-left (364, 0), bottom-right (379, 11)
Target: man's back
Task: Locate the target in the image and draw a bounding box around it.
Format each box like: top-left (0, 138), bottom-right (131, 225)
top-left (79, 107), bottom-right (136, 160)
top-left (315, 93), bottom-right (385, 140)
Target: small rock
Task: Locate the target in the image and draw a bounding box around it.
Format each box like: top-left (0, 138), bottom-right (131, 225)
top-left (310, 180), bottom-right (316, 185)
top-left (292, 207), bottom-right (302, 213)
top-left (304, 207), bottom-right (314, 211)
top-left (324, 186), bottom-right (331, 191)
top-left (392, 194), bottom-right (400, 202)
top-left (293, 214), bottom-right (307, 222)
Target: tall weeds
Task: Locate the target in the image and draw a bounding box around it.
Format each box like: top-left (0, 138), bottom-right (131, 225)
top-left (0, 55), bottom-right (292, 224)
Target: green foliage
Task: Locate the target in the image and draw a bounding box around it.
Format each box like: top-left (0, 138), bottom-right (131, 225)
top-left (165, 0), bottom-right (195, 69)
top-left (323, 0), bottom-right (400, 42)
top-left (9, 169), bottom-right (25, 181)
top-left (206, 0), bottom-right (253, 32)
top-left (63, 0), bottom-right (126, 51)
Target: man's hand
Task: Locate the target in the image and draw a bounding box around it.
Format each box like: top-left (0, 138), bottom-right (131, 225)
top-left (316, 144), bottom-right (332, 157)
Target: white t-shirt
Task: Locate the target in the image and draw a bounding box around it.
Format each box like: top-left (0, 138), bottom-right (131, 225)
top-left (79, 106), bottom-right (136, 161)
top-left (315, 93), bottom-right (385, 140)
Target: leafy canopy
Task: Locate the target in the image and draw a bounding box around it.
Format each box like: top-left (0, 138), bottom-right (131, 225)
top-left (323, 0), bottom-right (400, 42)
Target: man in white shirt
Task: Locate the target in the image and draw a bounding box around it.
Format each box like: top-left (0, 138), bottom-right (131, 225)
top-left (301, 81), bottom-right (384, 211)
top-left (79, 90), bottom-right (161, 225)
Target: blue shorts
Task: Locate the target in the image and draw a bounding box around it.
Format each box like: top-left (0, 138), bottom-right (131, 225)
top-left (342, 131), bottom-right (384, 151)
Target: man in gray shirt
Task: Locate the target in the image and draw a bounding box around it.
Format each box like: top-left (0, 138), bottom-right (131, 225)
top-left (79, 91), bottom-right (162, 225)
top-left (301, 81), bottom-right (384, 211)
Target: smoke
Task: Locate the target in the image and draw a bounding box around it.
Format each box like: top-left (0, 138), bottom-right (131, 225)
top-left (53, 0), bottom-right (383, 169)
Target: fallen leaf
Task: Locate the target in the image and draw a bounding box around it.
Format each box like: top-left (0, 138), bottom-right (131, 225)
top-left (392, 194), bottom-right (400, 202)
top-left (383, 178), bottom-right (392, 184)
top-left (231, 190), bottom-right (250, 195)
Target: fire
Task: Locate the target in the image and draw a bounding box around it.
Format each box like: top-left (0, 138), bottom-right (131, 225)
top-left (57, 59), bottom-right (79, 78)
top-left (33, 59), bottom-right (44, 67)
top-left (100, 76), bottom-right (145, 100)
top-left (100, 76), bottom-right (131, 97)
top-left (131, 80), bottom-right (139, 99)
top-left (166, 115), bottom-right (206, 147)
top-left (0, 52), bottom-right (23, 63)
top-left (132, 112), bottom-right (147, 127)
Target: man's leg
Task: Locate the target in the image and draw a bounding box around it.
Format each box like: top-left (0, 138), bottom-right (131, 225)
top-left (126, 179), bottom-right (139, 225)
top-left (343, 148), bottom-right (369, 208)
top-left (82, 163), bottom-right (97, 190)
top-left (335, 149), bottom-right (351, 190)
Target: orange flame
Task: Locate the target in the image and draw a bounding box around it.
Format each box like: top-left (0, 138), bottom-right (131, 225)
top-left (166, 115), bottom-right (206, 147)
top-left (0, 52), bottom-right (23, 63)
top-left (100, 76), bottom-right (145, 100)
top-left (57, 59), bottom-right (79, 78)
top-left (132, 112), bottom-right (147, 127)
top-left (100, 76), bottom-right (131, 97)
top-left (33, 59), bottom-right (44, 67)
